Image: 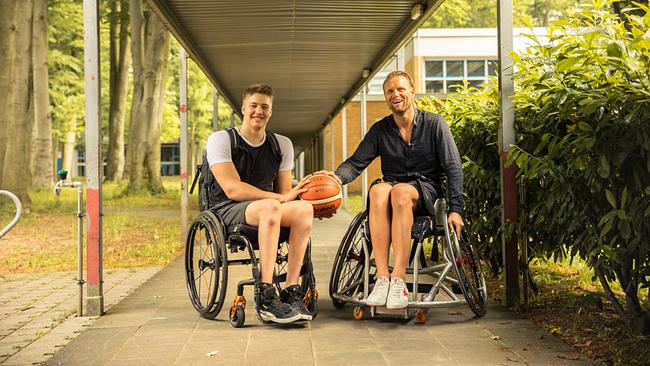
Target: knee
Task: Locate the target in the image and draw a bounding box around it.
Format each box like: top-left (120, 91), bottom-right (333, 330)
top-left (259, 199), bottom-right (281, 226)
top-left (369, 185), bottom-right (391, 207)
top-left (390, 186), bottom-right (413, 210)
top-left (295, 201), bottom-right (314, 230)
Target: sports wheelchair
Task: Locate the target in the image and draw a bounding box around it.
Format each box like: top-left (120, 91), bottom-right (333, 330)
top-left (184, 210), bottom-right (318, 327)
top-left (329, 193), bottom-right (487, 323)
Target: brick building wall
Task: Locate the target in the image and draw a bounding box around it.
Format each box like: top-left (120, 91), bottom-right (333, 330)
top-left (323, 99), bottom-right (392, 193)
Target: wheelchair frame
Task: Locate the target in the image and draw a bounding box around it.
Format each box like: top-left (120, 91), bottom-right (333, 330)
top-left (329, 198), bottom-right (487, 322)
top-left (184, 210), bottom-right (318, 328)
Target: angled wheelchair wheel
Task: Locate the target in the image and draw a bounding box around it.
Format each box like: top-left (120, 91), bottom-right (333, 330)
top-left (448, 232), bottom-right (487, 317)
top-left (329, 211), bottom-right (371, 309)
top-left (185, 211), bottom-right (228, 319)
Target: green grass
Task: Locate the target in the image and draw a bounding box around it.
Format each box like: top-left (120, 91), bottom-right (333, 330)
top-left (0, 177), bottom-right (191, 273)
top-left (344, 193), bottom-right (364, 215)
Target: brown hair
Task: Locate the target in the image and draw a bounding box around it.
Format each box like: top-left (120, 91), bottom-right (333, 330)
top-left (242, 84), bottom-right (274, 102)
top-left (382, 71), bottom-right (415, 91)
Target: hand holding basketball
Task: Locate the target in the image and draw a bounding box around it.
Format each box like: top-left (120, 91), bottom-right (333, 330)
top-left (300, 173), bottom-right (342, 218)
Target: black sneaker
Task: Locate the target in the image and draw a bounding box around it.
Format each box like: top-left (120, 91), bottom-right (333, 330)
top-left (280, 285), bottom-right (313, 321)
top-left (258, 283), bottom-right (301, 324)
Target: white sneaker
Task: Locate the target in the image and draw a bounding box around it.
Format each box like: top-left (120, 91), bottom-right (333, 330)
top-left (386, 277), bottom-right (409, 309)
top-left (366, 276), bottom-right (390, 306)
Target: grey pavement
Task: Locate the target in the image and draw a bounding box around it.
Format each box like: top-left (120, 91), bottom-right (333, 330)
top-left (0, 267), bottom-right (161, 366)
top-left (41, 211), bottom-right (592, 366)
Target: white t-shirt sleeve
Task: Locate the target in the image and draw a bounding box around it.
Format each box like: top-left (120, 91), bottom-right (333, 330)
top-left (275, 134), bottom-right (295, 171)
top-left (206, 130), bottom-right (232, 167)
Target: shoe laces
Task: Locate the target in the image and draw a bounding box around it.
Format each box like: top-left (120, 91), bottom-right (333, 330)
top-left (390, 277), bottom-right (408, 297)
top-left (375, 276), bottom-right (390, 289)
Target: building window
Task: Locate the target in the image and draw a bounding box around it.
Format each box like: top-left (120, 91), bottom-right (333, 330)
top-left (161, 144), bottom-right (180, 176)
top-left (424, 59), bottom-right (497, 94)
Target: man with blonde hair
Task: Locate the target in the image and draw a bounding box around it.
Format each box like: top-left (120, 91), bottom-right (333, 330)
top-left (329, 71), bottom-right (464, 309)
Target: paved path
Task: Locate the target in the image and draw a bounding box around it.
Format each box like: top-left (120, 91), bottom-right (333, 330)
top-left (0, 268), bottom-right (161, 365)
top-left (42, 211), bottom-right (592, 366)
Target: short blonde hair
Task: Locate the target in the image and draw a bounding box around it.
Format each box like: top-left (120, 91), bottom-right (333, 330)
top-left (382, 71), bottom-right (415, 91)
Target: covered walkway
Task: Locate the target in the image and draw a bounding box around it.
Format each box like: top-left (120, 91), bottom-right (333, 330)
top-left (45, 214), bottom-right (590, 366)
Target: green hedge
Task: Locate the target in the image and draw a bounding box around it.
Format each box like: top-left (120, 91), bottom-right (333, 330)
top-left (418, 1), bottom-right (649, 334)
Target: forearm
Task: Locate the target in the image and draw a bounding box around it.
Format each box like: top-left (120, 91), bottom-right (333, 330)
top-left (334, 159), bottom-right (364, 185)
top-left (446, 165), bottom-right (464, 213)
top-left (223, 181), bottom-right (282, 202)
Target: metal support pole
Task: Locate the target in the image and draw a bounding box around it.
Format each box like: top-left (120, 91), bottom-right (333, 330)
top-left (360, 85), bottom-right (368, 209)
top-left (230, 111), bottom-right (235, 128)
top-left (179, 47), bottom-right (189, 239)
top-left (498, 0), bottom-right (519, 307)
top-left (330, 121), bottom-right (335, 171)
top-left (212, 88), bottom-right (219, 131)
top-left (298, 151), bottom-right (305, 179)
top-left (321, 129), bottom-right (326, 170)
top-left (520, 176), bottom-right (528, 304)
top-left (341, 107), bottom-right (348, 209)
top-left (83, 0), bottom-right (103, 316)
top-left (76, 185), bottom-right (84, 316)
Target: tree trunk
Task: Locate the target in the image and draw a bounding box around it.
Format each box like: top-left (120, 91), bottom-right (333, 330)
top-left (31, 0), bottom-right (53, 190)
top-left (0, 1), bottom-right (17, 189)
top-left (126, 0), bottom-right (170, 194)
top-left (106, 0), bottom-right (131, 182)
top-left (1, 0), bottom-right (34, 206)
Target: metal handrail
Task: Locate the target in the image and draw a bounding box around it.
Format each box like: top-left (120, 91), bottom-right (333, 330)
top-left (0, 190), bottom-right (22, 239)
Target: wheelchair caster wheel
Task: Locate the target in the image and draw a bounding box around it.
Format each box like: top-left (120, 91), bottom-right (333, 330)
top-left (415, 309), bottom-right (427, 324)
top-left (305, 288), bottom-right (319, 320)
top-left (230, 307), bottom-right (245, 328)
top-left (353, 306), bottom-right (364, 320)
top-left (230, 296), bottom-right (246, 328)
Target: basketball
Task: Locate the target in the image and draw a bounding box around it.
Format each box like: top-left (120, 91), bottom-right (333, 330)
top-left (300, 174), bottom-right (342, 218)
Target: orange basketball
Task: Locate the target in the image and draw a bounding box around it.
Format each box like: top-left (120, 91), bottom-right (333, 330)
top-left (300, 174), bottom-right (342, 218)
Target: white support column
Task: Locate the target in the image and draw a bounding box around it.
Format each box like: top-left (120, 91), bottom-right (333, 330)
top-left (298, 151), bottom-right (305, 179)
top-left (179, 47), bottom-right (189, 240)
top-left (498, 0), bottom-right (518, 307)
top-left (360, 85), bottom-right (368, 209)
top-left (330, 121), bottom-right (335, 171)
top-left (212, 88), bottom-right (219, 131)
top-left (341, 107), bottom-right (348, 209)
top-left (321, 129), bottom-right (326, 170)
top-left (83, 0), bottom-right (103, 317)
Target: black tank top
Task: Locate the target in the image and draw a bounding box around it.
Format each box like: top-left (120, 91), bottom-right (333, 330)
top-left (211, 129), bottom-right (282, 207)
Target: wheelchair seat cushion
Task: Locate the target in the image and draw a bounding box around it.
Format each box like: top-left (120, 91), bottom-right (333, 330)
top-left (227, 224), bottom-right (291, 248)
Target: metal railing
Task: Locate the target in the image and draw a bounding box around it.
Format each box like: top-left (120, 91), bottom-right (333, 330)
top-left (0, 190), bottom-right (22, 239)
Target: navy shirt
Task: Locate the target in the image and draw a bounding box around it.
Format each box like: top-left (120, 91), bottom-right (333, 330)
top-left (335, 109), bottom-right (463, 213)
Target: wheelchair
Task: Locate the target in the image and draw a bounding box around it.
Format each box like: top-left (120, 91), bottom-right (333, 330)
top-left (184, 209), bottom-right (318, 327)
top-left (328, 189), bottom-right (487, 323)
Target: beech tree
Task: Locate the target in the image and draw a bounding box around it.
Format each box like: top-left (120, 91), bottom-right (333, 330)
top-left (125, 0), bottom-right (170, 194)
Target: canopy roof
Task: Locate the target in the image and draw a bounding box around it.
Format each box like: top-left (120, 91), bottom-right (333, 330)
top-left (147, 0), bottom-right (443, 147)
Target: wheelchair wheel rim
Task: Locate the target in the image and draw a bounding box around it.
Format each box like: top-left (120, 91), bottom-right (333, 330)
top-left (329, 211), bottom-right (371, 301)
top-left (185, 212), bottom-right (228, 318)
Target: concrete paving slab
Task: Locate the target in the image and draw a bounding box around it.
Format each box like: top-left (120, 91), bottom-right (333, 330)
top-left (35, 211), bottom-right (594, 366)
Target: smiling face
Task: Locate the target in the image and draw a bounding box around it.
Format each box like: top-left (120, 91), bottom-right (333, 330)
top-left (241, 92), bottom-right (273, 131)
top-left (383, 75), bottom-right (415, 116)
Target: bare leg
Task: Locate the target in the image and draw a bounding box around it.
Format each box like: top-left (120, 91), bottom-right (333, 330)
top-left (245, 199), bottom-right (282, 284)
top-left (389, 184), bottom-right (419, 280)
top-left (280, 200), bottom-right (314, 285)
top-left (368, 183), bottom-right (393, 278)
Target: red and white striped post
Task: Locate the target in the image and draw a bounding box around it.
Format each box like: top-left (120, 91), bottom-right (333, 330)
top-left (498, 0), bottom-right (519, 307)
top-left (83, 0), bottom-right (103, 316)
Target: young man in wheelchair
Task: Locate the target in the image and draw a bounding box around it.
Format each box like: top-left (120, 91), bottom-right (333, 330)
top-left (206, 84), bottom-right (314, 323)
top-left (328, 71), bottom-right (464, 309)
